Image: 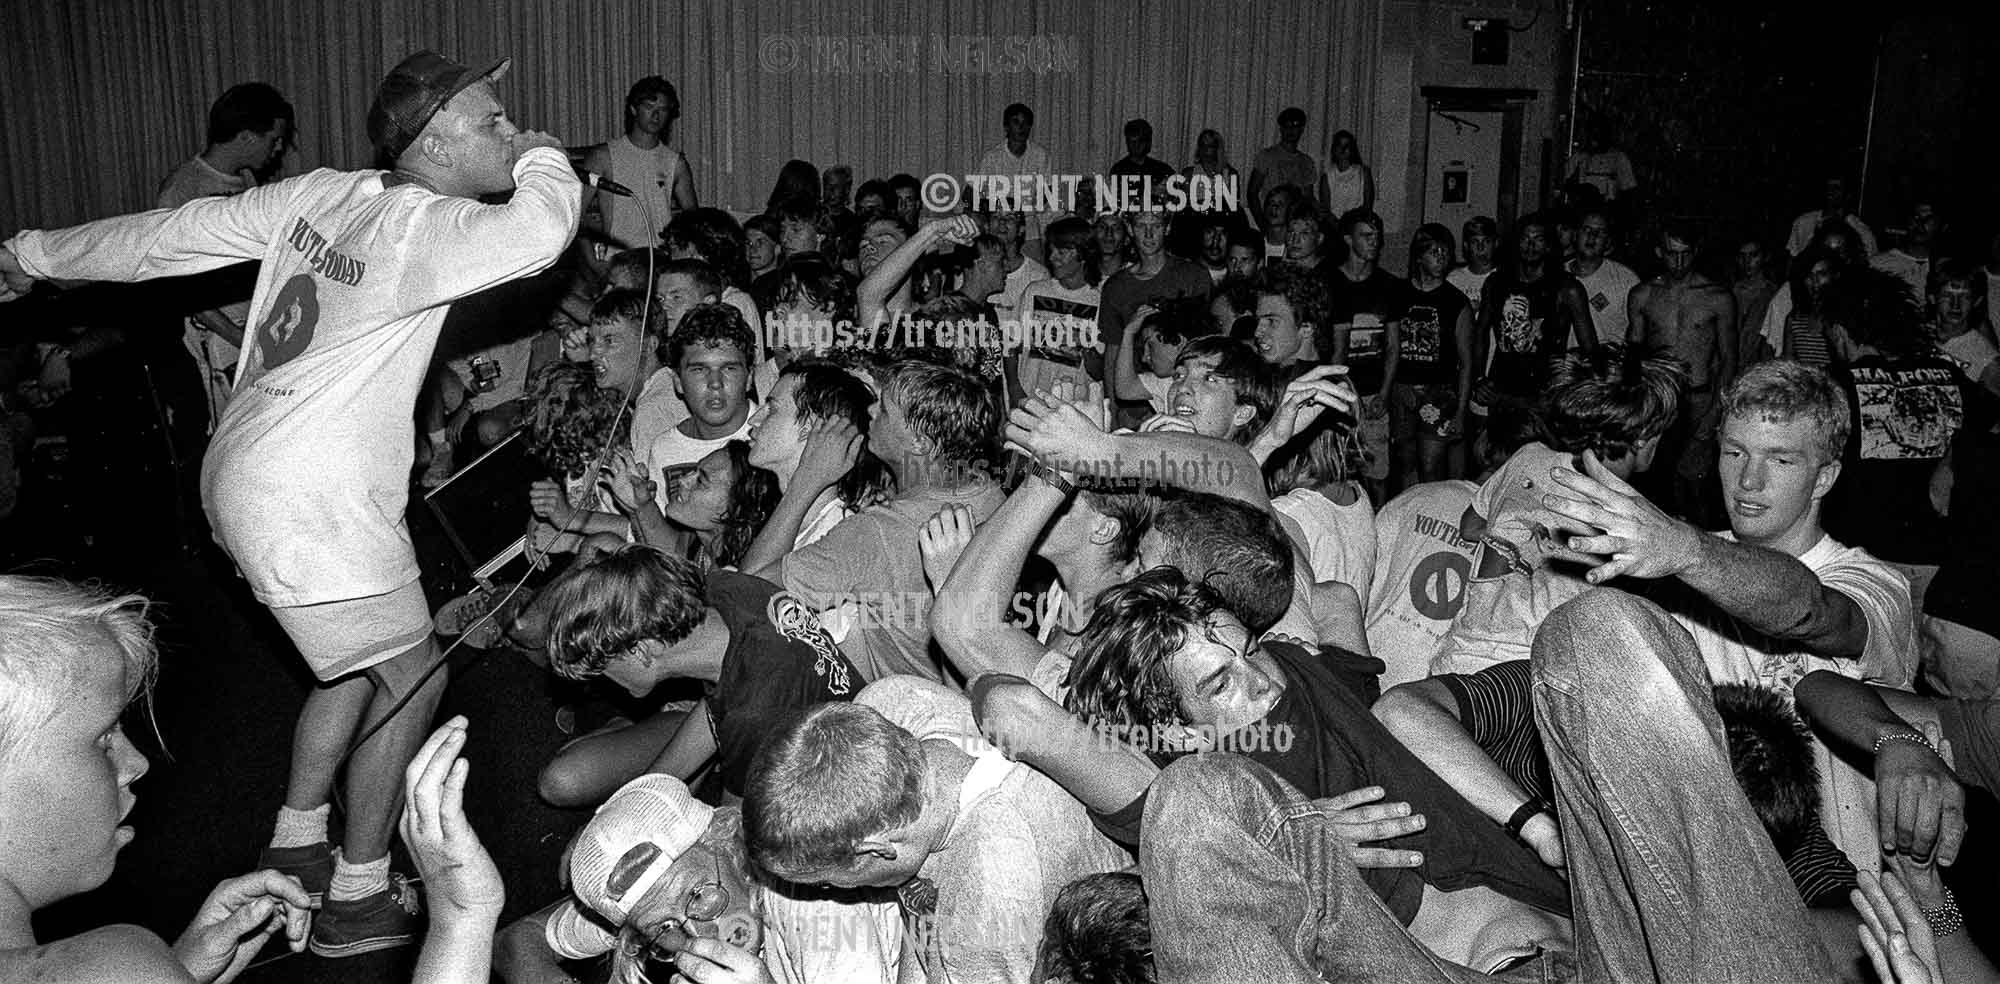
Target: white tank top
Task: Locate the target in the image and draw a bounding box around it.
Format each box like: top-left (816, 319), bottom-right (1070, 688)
top-left (604, 136), bottom-right (682, 249)
top-left (1327, 164), bottom-right (1366, 217)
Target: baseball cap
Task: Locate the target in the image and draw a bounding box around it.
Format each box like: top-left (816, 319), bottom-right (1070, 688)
top-left (568, 774), bottom-right (715, 926)
top-left (367, 49), bottom-right (511, 160)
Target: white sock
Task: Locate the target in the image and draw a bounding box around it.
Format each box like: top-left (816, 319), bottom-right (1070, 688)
top-left (270, 804), bottom-right (329, 849)
top-left (328, 852), bottom-right (391, 902)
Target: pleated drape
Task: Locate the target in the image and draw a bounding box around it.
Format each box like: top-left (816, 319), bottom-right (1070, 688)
top-left (1, 0), bottom-right (1382, 229)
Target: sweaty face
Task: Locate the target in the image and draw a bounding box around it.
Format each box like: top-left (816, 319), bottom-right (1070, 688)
top-left (1163, 612), bottom-right (1283, 736)
top-left (663, 446), bottom-right (738, 530)
top-left (1718, 413), bottom-right (1834, 553)
top-left (588, 316), bottom-right (650, 395)
top-left (1166, 354), bottom-right (1251, 439)
top-left (434, 82), bottom-right (521, 195)
top-left (0, 648), bottom-right (149, 907)
top-left (674, 342), bottom-right (751, 432)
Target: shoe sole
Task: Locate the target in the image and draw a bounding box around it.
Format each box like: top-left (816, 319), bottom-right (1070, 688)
top-left (308, 932), bottom-right (417, 958)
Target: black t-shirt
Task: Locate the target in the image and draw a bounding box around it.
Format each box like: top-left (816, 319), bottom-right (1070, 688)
top-left (1099, 641), bottom-right (1568, 925)
top-left (706, 572), bottom-right (863, 796)
top-left (1395, 279), bottom-right (1471, 386)
top-left (1824, 352), bottom-right (1972, 564)
top-left (1482, 270), bottom-right (1581, 397)
top-left (1324, 267), bottom-right (1408, 393)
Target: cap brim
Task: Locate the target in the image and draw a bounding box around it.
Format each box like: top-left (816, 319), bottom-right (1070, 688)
top-left (446, 56), bottom-right (512, 104)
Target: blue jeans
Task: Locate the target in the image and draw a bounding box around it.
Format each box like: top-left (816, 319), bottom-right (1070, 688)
top-left (1141, 588), bottom-right (1831, 984)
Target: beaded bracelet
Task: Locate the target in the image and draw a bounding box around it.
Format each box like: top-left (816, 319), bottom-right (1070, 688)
top-left (1921, 887), bottom-right (1963, 939)
top-left (1872, 730), bottom-right (1936, 756)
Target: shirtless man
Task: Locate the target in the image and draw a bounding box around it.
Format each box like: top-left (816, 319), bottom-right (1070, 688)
top-left (1630, 223), bottom-right (1736, 526)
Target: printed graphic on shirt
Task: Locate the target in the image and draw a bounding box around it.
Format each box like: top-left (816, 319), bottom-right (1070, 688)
top-left (1852, 366), bottom-right (1961, 460)
top-left (1497, 293), bottom-right (1539, 353)
top-left (768, 590), bottom-right (855, 695)
top-left (1588, 290), bottom-right (1611, 312)
top-left (1401, 304), bottom-right (1443, 363)
top-left (1409, 550), bottom-right (1472, 620)
top-left (1029, 295), bottom-right (1098, 355)
top-left (253, 273), bottom-right (319, 374)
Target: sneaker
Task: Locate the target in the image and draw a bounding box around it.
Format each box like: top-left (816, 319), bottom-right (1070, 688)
top-left (258, 842), bottom-right (334, 905)
top-left (310, 874), bottom-right (423, 957)
top-left (434, 587), bottom-right (504, 649)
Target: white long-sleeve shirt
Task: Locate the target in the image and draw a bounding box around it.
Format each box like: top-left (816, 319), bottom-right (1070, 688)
top-left (9, 148), bottom-right (580, 605)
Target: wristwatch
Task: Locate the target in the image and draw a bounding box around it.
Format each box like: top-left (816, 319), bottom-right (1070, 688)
top-left (1024, 458), bottom-right (1077, 498)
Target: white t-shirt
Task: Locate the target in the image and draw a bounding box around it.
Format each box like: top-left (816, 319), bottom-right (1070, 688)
top-left (602, 135), bottom-right (683, 250)
top-left (975, 140), bottom-right (1055, 241)
top-left (629, 367), bottom-right (680, 468)
top-left (1365, 479), bottom-right (1478, 689)
top-left (796, 494), bottom-right (853, 550)
top-left (1667, 531), bottom-right (1915, 875)
top-left (158, 155), bottom-right (257, 428)
top-left (1273, 484), bottom-right (1377, 603)
top-left (993, 257), bottom-right (1051, 325)
top-left (11, 149), bottom-right (580, 606)
top-left (1939, 328), bottom-right (1998, 383)
top-left (1563, 150), bottom-right (1637, 200)
top-left (1567, 258), bottom-right (1641, 344)
top-left (646, 413), bottom-right (755, 509)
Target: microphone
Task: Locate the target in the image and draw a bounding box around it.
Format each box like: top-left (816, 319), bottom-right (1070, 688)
top-left (562, 148), bottom-right (634, 198)
top-left (580, 171), bottom-right (633, 198)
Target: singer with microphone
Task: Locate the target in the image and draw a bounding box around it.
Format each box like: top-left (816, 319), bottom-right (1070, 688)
top-left (0, 49), bottom-right (579, 957)
top-left (576, 75), bottom-right (698, 251)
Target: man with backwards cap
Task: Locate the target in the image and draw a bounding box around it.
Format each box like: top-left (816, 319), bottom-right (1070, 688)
top-left (495, 774), bottom-right (905, 984)
top-left (0, 50), bottom-right (580, 955)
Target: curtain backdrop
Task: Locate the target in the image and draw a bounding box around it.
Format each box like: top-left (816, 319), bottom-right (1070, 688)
top-left (1, 0), bottom-right (1381, 230)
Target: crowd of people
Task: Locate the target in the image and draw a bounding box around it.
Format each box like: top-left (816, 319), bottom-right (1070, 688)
top-left (1, 45), bottom-right (1997, 984)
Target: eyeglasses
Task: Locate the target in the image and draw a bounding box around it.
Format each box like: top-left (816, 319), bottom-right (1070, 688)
top-left (643, 852), bottom-right (729, 959)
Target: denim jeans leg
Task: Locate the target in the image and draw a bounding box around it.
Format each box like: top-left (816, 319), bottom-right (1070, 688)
top-left (1141, 752), bottom-right (1504, 984)
top-left (1531, 588), bottom-right (1835, 984)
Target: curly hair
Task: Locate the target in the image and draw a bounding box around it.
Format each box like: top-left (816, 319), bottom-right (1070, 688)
top-left (1035, 871), bottom-right (1155, 984)
top-left (663, 303), bottom-right (756, 370)
top-left (1250, 265), bottom-right (1331, 335)
top-left (523, 362), bottom-right (631, 480)
top-left (702, 440), bottom-right (781, 569)
top-left (1064, 567), bottom-right (1231, 731)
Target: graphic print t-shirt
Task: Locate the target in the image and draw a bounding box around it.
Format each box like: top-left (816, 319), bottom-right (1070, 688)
top-left (1484, 272), bottom-right (1578, 398)
top-left (1824, 353), bottom-right (1973, 563)
top-left (708, 571), bottom-right (861, 796)
top-left (1365, 480), bottom-right (1478, 688)
top-left (1019, 278), bottom-right (1102, 361)
top-left (1326, 267), bottom-right (1406, 393)
top-left (1396, 280), bottom-right (1470, 386)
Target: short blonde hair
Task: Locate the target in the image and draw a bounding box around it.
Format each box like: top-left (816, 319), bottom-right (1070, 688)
top-left (0, 576), bottom-right (157, 760)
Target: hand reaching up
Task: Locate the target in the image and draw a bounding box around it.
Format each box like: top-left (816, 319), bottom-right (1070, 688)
top-left (919, 504), bottom-right (977, 591)
top-left (402, 717), bottom-right (504, 920)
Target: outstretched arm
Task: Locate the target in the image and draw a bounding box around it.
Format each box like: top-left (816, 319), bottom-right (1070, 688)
top-left (1007, 393), bottom-right (1269, 508)
top-left (858, 215), bottom-right (978, 331)
top-left (1540, 450), bottom-right (1869, 656)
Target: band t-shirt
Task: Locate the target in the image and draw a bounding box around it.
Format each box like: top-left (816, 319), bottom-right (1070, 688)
top-left (1824, 352), bottom-right (1973, 564)
top-left (1484, 270), bottom-right (1583, 398)
top-left (1325, 267), bottom-right (1407, 393)
top-left (1396, 280), bottom-right (1471, 387)
top-left (707, 571), bottom-right (862, 796)
top-left (1366, 480), bottom-right (1479, 689)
